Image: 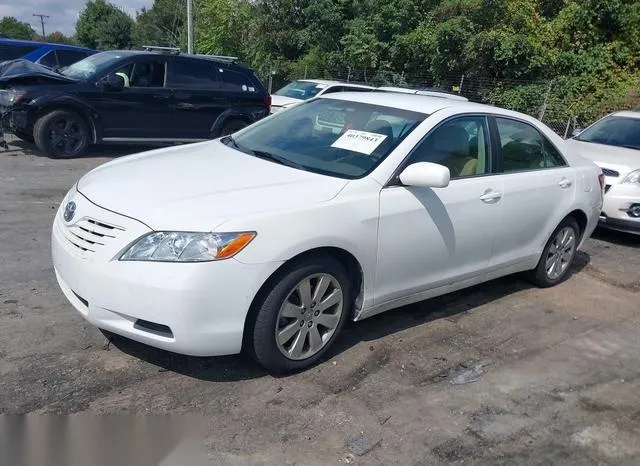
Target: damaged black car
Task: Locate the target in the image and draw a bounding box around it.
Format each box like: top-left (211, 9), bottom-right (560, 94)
top-left (0, 50), bottom-right (271, 158)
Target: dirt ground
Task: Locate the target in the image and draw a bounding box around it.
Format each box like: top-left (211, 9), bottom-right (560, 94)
top-left (1, 138), bottom-right (640, 465)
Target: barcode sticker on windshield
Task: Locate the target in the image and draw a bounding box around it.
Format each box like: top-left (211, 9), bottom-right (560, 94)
top-left (331, 130), bottom-right (387, 155)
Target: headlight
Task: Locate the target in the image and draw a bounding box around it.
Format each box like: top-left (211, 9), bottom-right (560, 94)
top-left (622, 169), bottom-right (640, 185)
top-left (120, 231), bottom-right (256, 262)
top-left (0, 89), bottom-right (27, 106)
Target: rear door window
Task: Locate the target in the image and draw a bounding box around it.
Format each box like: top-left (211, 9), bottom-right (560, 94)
top-left (495, 118), bottom-right (567, 172)
top-left (56, 50), bottom-right (90, 67)
top-left (167, 58), bottom-right (218, 89)
top-left (0, 44), bottom-right (38, 61)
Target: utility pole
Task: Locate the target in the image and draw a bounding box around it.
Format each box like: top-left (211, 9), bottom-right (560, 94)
top-left (33, 14), bottom-right (50, 37)
top-left (186, 0), bottom-right (193, 54)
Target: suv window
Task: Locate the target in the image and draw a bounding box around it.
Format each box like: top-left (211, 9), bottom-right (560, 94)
top-left (0, 44), bottom-right (38, 61)
top-left (167, 58), bottom-right (218, 89)
top-left (217, 67), bottom-right (253, 92)
top-left (38, 50), bottom-right (58, 68)
top-left (322, 86), bottom-right (343, 94)
top-left (407, 116), bottom-right (491, 179)
top-left (129, 60), bottom-right (166, 88)
top-left (56, 50), bottom-right (89, 67)
top-left (496, 118), bottom-right (566, 172)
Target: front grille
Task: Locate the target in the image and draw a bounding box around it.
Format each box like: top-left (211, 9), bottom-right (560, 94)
top-left (602, 168), bottom-right (620, 177)
top-left (60, 216), bottom-right (125, 255)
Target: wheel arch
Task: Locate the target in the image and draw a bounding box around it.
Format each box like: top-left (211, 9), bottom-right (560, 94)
top-left (565, 208), bottom-right (588, 241)
top-left (35, 102), bottom-right (98, 144)
top-left (241, 246), bottom-right (365, 351)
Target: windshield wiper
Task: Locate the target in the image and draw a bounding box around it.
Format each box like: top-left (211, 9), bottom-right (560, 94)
top-left (221, 136), bottom-right (306, 170)
top-left (619, 144), bottom-right (640, 151)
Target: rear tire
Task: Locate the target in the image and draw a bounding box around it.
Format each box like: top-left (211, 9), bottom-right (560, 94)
top-left (250, 256), bottom-right (352, 374)
top-left (219, 119), bottom-right (248, 137)
top-left (12, 130), bottom-right (34, 143)
top-left (34, 110), bottom-right (90, 159)
top-left (528, 217), bottom-right (580, 287)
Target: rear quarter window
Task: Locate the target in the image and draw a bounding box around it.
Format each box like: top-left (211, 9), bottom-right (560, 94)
top-left (217, 67), bottom-right (256, 92)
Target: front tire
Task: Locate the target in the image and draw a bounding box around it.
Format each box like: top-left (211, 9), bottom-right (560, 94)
top-left (528, 217), bottom-right (580, 287)
top-left (250, 257), bottom-right (352, 374)
top-left (33, 110), bottom-right (90, 159)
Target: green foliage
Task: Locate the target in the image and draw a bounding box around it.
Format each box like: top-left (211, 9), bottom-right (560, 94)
top-left (76, 0), bottom-right (135, 50)
top-left (0, 16), bottom-right (36, 40)
top-left (44, 32), bottom-right (73, 44)
top-left (133, 0), bottom-right (185, 48)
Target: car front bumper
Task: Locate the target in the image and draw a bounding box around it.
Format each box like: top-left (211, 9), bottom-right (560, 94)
top-left (1, 107), bottom-right (28, 131)
top-left (51, 190), bottom-right (283, 356)
top-left (600, 183), bottom-right (640, 235)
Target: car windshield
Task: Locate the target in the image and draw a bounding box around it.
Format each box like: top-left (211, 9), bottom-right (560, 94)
top-left (61, 52), bottom-right (128, 80)
top-left (274, 81), bottom-right (329, 100)
top-left (575, 116), bottom-right (640, 151)
top-left (226, 98), bottom-right (426, 179)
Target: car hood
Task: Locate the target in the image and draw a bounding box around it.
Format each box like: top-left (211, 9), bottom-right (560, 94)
top-left (565, 139), bottom-right (639, 179)
top-left (77, 140), bottom-right (349, 231)
top-left (0, 59), bottom-right (77, 86)
top-left (271, 94), bottom-right (304, 107)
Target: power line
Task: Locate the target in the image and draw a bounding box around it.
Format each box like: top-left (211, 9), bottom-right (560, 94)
top-left (32, 14), bottom-right (50, 37)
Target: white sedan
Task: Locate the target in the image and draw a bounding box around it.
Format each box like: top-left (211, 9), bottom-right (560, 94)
top-left (52, 93), bottom-right (603, 373)
top-left (565, 111), bottom-right (640, 235)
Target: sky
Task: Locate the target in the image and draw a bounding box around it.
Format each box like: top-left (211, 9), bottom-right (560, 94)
top-left (1, 0), bottom-right (153, 36)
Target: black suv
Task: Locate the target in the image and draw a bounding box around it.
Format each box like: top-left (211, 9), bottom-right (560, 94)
top-left (0, 48), bottom-right (271, 158)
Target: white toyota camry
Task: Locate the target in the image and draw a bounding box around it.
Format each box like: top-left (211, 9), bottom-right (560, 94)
top-left (52, 92), bottom-right (603, 373)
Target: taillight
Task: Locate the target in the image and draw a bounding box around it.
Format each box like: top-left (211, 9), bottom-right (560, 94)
top-left (264, 94), bottom-right (272, 111)
top-left (598, 172), bottom-right (606, 191)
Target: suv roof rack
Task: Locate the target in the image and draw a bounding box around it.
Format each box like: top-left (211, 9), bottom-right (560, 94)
top-left (143, 45), bottom-right (181, 54)
top-left (194, 53), bottom-right (238, 63)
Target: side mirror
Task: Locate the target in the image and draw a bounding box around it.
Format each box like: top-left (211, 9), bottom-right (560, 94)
top-left (102, 73), bottom-right (124, 91)
top-left (398, 162), bottom-right (450, 188)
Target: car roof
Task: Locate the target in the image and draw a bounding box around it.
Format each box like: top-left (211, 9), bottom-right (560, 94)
top-left (319, 91), bottom-right (519, 116)
top-left (0, 38), bottom-right (95, 52)
top-left (104, 49), bottom-right (248, 67)
top-left (611, 111), bottom-right (640, 120)
top-left (300, 79), bottom-right (374, 89)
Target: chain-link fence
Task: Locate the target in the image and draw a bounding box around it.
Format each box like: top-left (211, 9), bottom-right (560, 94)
top-left (260, 66), bottom-right (639, 138)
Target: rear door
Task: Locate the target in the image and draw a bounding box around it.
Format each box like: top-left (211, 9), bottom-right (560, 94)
top-left (166, 57), bottom-right (226, 139)
top-left (488, 116), bottom-right (575, 267)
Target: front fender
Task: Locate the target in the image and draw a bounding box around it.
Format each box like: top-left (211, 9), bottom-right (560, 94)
top-left (30, 94), bottom-right (100, 142)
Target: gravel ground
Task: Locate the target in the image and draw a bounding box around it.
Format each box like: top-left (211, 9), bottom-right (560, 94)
top-left (1, 139), bottom-right (640, 465)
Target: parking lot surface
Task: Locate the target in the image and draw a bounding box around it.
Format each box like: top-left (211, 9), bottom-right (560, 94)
top-left (1, 139), bottom-right (640, 465)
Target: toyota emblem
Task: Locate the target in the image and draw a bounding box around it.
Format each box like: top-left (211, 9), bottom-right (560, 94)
top-left (63, 201), bottom-right (76, 222)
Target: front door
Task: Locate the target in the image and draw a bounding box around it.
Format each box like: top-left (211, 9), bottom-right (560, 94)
top-left (94, 57), bottom-right (173, 140)
top-left (376, 115), bottom-right (503, 304)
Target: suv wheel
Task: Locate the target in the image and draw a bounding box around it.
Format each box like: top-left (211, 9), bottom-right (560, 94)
top-left (220, 119), bottom-right (248, 137)
top-left (34, 110), bottom-right (90, 159)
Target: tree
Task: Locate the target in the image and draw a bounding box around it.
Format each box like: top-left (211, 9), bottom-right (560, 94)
top-left (133, 0), bottom-right (185, 48)
top-left (75, 0), bottom-right (135, 50)
top-left (44, 31), bottom-right (73, 44)
top-left (0, 16), bottom-right (36, 40)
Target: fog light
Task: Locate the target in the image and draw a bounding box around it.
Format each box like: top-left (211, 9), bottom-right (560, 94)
top-left (629, 204), bottom-right (640, 218)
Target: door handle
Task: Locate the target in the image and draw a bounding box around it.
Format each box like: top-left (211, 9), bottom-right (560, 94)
top-left (153, 94), bottom-right (170, 100)
top-left (480, 191), bottom-right (502, 203)
top-left (559, 178), bottom-right (573, 189)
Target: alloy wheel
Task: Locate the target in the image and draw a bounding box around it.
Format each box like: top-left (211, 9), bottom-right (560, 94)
top-left (275, 273), bottom-right (344, 360)
top-left (545, 226), bottom-right (576, 280)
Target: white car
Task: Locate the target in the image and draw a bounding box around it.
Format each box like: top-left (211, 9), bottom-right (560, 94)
top-left (52, 92), bottom-right (603, 373)
top-left (565, 111), bottom-right (640, 235)
top-left (271, 79), bottom-right (375, 113)
top-left (378, 86), bottom-right (469, 101)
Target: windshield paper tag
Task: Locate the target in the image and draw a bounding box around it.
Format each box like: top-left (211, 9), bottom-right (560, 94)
top-left (331, 130), bottom-right (387, 155)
